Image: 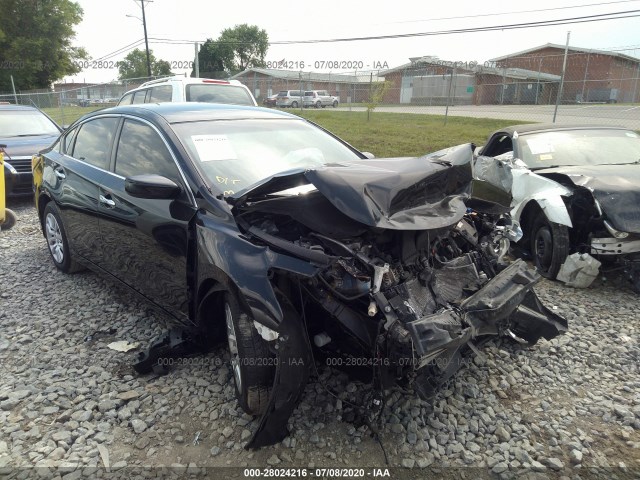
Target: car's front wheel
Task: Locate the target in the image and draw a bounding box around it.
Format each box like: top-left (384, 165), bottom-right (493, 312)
top-left (43, 202), bottom-right (83, 273)
top-left (224, 292), bottom-right (274, 416)
top-left (332, 100), bottom-right (338, 108)
top-left (291, 101), bottom-right (298, 108)
top-left (530, 213), bottom-right (569, 279)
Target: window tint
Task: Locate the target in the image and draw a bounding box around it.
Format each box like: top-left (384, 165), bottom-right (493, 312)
top-left (115, 119), bottom-right (180, 181)
top-left (149, 85), bottom-right (173, 103)
top-left (61, 126), bottom-right (79, 154)
top-left (131, 89), bottom-right (148, 104)
top-left (118, 93), bottom-right (134, 106)
top-left (185, 84), bottom-right (254, 105)
top-left (72, 117), bottom-right (119, 169)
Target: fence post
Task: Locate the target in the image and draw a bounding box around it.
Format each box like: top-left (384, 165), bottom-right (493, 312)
top-left (444, 67), bottom-right (455, 126)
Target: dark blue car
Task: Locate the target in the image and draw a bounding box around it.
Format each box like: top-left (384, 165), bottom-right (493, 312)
top-left (0, 104), bottom-right (62, 197)
top-left (32, 102), bottom-right (566, 448)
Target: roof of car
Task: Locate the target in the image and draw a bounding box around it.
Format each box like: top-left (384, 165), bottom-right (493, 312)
top-left (84, 102), bottom-right (300, 124)
top-left (0, 104), bottom-right (40, 111)
top-left (492, 123), bottom-right (630, 136)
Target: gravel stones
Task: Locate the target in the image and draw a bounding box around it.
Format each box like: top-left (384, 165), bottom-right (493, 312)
top-left (1, 203), bottom-right (639, 472)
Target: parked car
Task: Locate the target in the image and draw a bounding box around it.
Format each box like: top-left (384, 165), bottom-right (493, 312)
top-left (275, 90), bottom-right (303, 108)
top-left (476, 124), bottom-right (640, 288)
top-left (117, 76), bottom-right (257, 107)
top-left (33, 103), bottom-right (566, 448)
top-left (262, 93), bottom-right (278, 107)
top-left (303, 90), bottom-right (339, 108)
top-left (0, 104), bottom-right (62, 197)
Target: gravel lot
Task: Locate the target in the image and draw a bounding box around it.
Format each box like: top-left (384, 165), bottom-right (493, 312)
top-left (1, 200), bottom-right (639, 479)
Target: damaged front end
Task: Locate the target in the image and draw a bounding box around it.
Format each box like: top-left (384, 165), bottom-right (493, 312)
top-left (232, 144), bottom-right (567, 448)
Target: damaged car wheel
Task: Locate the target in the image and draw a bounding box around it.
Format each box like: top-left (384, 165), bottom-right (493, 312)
top-left (224, 293), bottom-right (274, 416)
top-left (531, 213), bottom-right (569, 279)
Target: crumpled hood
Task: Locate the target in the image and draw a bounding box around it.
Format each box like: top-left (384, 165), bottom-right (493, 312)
top-left (0, 134), bottom-right (59, 158)
top-left (536, 164), bottom-right (640, 233)
top-left (231, 144), bottom-right (474, 230)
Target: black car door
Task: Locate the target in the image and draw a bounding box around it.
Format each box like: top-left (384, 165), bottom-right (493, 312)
top-left (97, 117), bottom-right (196, 322)
top-left (51, 117), bottom-right (119, 265)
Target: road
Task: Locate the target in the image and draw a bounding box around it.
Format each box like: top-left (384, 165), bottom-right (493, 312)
top-left (336, 104), bottom-right (640, 129)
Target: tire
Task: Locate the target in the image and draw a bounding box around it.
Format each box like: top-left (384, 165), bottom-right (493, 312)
top-left (224, 292), bottom-right (274, 416)
top-left (291, 101), bottom-right (298, 108)
top-left (315, 101), bottom-right (321, 109)
top-left (332, 100), bottom-right (338, 108)
top-left (43, 202), bottom-right (83, 273)
top-left (1, 208), bottom-right (17, 230)
top-left (530, 213), bottom-right (569, 279)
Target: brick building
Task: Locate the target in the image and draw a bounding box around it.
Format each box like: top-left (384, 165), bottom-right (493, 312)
top-left (489, 43), bottom-right (640, 103)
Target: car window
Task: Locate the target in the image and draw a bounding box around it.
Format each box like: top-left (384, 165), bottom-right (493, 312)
top-left (72, 117), bottom-right (119, 169)
top-left (174, 118), bottom-right (363, 194)
top-left (482, 134), bottom-right (513, 157)
top-left (114, 119), bottom-right (180, 181)
top-left (277, 91), bottom-right (287, 97)
top-left (304, 91), bottom-right (313, 96)
top-left (118, 93), bottom-right (134, 106)
top-left (149, 85), bottom-right (173, 103)
top-left (131, 89), bottom-right (148, 104)
top-left (0, 109), bottom-right (60, 136)
top-left (517, 130), bottom-right (640, 169)
top-left (185, 84), bottom-right (254, 105)
top-left (61, 126), bottom-right (80, 154)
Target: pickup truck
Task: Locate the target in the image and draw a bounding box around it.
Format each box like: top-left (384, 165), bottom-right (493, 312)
top-left (303, 90), bottom-right (339, 108)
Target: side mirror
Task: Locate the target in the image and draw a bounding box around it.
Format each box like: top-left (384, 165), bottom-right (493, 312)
top-left (125, 174), bottom-right (181, 199)
top-left (361, 151), bottom-right (376, 159)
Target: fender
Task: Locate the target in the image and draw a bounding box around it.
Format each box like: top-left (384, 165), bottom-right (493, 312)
top-left (510, 170), bottom-right (573, 227)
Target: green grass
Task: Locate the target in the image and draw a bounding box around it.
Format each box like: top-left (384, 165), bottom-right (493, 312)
top-left (41, 106), bottom-right (527, 158)
top-left (42, 106), bottom-right (103, 126)
top-left (295, 110), bottom-right (529, 157)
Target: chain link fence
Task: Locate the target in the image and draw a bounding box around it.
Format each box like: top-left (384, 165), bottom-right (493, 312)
top-left (0, 75), bottom-right (170, 125)
top-left (1, 49), bottom-right (638, 130)
top-left (233, 50), bottom-right (640, 130)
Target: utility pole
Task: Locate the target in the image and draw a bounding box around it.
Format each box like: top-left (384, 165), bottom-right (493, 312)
top-left (136, 0), bottom-right (152, 77)
top-left (553, 31), bottom-right (570, 123)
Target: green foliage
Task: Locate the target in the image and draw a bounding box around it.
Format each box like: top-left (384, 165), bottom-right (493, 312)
top-left (365, 80), bottom-right (392, 120)
top-left (194, 24), bottom-right (268, 78)
top-left (116, 49), bottom-right (172, 80)
top-left (0, 0), bottom-right (87, 91)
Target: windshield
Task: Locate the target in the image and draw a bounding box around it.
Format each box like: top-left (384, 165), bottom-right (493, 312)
top-left (185, 84), bottom-right (255, 106)
top-left (516, 129), bottom-right (640, 169)
top-left (173, 118), bottom-right (363, 194)
top-left (0, 110), bottom-right (60, 137)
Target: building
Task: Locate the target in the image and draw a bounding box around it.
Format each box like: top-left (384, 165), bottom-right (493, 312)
top-left (380, 56), bottom-right (560, 105)
top-left (230, 68), bottom-right (384, 103)
top-left (489, 43), bottom-right (640, 103)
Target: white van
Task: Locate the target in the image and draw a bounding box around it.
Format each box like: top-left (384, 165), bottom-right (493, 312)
top-left (117, 76), bottom-right (257, 107)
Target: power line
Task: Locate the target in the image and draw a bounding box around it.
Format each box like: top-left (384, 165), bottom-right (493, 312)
top-left (270, 10), bottom-right (640, 44)
top-left (385, 0), bottom-right (640, 24)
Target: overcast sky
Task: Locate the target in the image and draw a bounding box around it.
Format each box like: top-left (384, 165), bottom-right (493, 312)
top-left (64, 0), bottom-right (640, 84)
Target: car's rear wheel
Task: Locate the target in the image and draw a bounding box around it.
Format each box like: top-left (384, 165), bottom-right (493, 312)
top-left (291, 101), bottom-right (298, 108)
top-left (43, 203), bottom-right (83, 273)
top-left (224, 292), bottom-right (274, 416)
top-left (530, 213), bottom-right (569, 279)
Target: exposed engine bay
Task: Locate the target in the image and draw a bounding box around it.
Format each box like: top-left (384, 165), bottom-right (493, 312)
top-left (230, 144), bottom-right (568, 447)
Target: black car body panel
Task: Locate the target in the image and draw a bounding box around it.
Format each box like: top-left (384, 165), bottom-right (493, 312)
top-left (33, 103), bottom-right (567, 448)
top-left (534, 164), bottom-right (640, 234)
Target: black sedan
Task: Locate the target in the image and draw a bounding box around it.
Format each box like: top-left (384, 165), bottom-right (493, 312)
top-left (477, 124), bottom-right (640, 287)
top-left (33, 103), bottom-right (566, 448)
top-left (0, 104), bottom-right (62, 197)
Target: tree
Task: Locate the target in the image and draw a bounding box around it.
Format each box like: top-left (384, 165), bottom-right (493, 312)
top-left (116, 49), bottom-right (172, 80)
top-left (193, 24), bottom-right (268, 78)
top-left (365, 80), bottom-right (392, 121)
top-left (0, 0), bottom-right (87, 91)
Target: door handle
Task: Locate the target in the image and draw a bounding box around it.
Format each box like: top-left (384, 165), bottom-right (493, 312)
top-left (99, 194), bottom-right (116, 208)
top-left (54, 168), bottom-right (66, 179)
